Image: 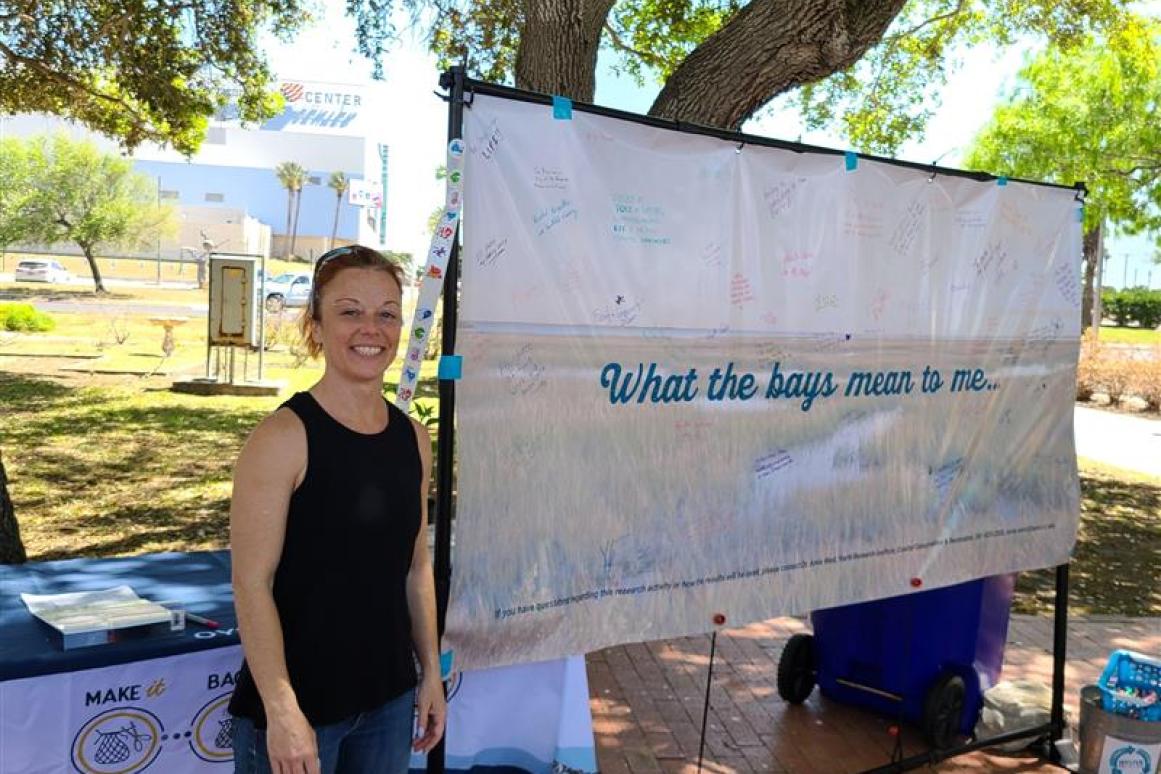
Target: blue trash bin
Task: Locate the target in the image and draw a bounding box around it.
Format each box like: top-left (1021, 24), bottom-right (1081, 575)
top-left (777, 574), bottom-right (1016, 749)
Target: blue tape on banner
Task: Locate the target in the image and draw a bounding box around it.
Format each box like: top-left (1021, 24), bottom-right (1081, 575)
top-left (997, 176), bottom-right (1008, 186)
top-left (440, 650), bottom-right (454, 680)
top-left (552, 95), bottom-right (573, 120)
top-left (844, 151), bottom-right (858, 171)
top-left (438, 354), bottom-right (463, 380)
top-left (1076, 206), bottom-right (1084, 222)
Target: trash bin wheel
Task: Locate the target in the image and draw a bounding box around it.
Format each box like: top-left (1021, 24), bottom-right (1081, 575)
top-left (922, 672), bottom-right (965, 749)
top-left (777, 633), bottom-right (817, 704)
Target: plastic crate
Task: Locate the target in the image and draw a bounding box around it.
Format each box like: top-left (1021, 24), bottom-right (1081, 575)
top-left (1098, 650), bottom-right (1161, 722)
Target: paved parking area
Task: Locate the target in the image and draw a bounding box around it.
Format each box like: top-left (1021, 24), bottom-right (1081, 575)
top-left (588, 615), bottom-right (1161, 773)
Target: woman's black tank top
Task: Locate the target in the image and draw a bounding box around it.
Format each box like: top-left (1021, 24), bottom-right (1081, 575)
top-left (229, 391), bottom-right (422, 728)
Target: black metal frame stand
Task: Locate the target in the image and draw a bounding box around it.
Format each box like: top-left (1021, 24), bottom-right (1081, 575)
top-left (429, 67), bottom-right (1077, 774)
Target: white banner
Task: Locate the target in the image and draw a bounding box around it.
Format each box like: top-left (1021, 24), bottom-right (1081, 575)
top-left (0, 647), bottom-right (242, 774)
top-left (411, 656), bottom-right (597, 774)
top-left (0, 645), bottom-right (595, 774)
top-left (445, 93), bottom-right (1083, 672)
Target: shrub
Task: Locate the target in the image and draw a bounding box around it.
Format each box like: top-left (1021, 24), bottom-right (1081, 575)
top-left (1125, 288), bottom-right (1161, 329)
top-left (1076, 330), bottom-right (1101, 401)
top-left (1132, 350), bottom-right (1161, 412)
top-left (1100, 288), bottom-right (1161, 328)
top-left (0, 303), bottom-right (56, 332)
top-left (1094, 354), bottom-right (1136, 405)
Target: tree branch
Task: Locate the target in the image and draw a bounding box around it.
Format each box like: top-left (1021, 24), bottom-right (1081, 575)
top-left (603, 21), bottom-right (667, 71)
top-left (0, 40), bottom-right (153, 130)
top-left (1099, 163), bottom-right (1161, 177)
top-left (650, 0), bottom-right (909, 130)
top-left (885, 0), bottom-right (967, 42)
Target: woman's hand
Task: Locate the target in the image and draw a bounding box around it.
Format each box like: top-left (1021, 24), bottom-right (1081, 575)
top-left (412, 674), bottom-right (447, 753)
top-left (266, 706), bottom-right (320, 774)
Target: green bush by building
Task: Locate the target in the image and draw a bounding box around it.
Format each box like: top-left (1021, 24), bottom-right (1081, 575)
top-left (1101, 288), bottom-right (1161, 329)
top-left (0, 303), bottom-right (56, 332)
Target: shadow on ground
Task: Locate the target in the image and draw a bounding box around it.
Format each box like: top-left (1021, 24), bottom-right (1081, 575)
top-left (1, 371), bottom-right (265, 559)
top-left (1015, 468), bottom-right (1161, 617)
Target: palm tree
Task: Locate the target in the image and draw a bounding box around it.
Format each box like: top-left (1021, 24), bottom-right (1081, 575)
top-left (274, 161), bottom-right (307, 259)
top-left (327, 171), bottom-right (349, 251)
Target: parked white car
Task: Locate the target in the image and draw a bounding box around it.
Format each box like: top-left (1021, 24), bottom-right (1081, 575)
top-left (263, 273), bottom-right (312, 312)
top-left (14, 259), bottom-right (72, 284)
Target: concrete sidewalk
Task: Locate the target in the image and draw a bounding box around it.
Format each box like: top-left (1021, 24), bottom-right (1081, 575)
top-left (588, 615), bottom-right (1161, 773)
top-left (1074, 406), bottom-right (1161, 477)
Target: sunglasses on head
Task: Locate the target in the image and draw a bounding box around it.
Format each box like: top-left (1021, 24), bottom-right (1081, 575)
top-left (308, 247), bottom-right (356, 314)
top-left (313, 246), bottom-right (356, 277)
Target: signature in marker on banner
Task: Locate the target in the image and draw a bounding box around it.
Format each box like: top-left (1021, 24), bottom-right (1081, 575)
top-left (593, 296), bottom-right (642, 326)
top-left (534, 199), bottom-right (578, 236)
top-left (763, 178), bottom-right (803, 219)
top-left (534, 166), bottom-right (569, 190)
top-left (474, 237), bottom-right (508, 268)
top-left (888, 200), bottom-right (927, 256)
top-left (781, 250), bottom-right (814, 279)
top-left (730, 273), bottom-right (755, 307)
top-left (475, 120), bottom-right (503, 160)
top-left (701, 241), bottom-right (725, 268)
top-left (754, 450), bottom-right (793, 479)
top-left (499, 344), bottom-right (547, 395)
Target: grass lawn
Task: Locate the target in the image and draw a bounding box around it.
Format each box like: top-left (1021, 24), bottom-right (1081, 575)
top-left (0, 362), bottom-right (439, 560)
top-left (1097, 325), bottom-right (1161, 345)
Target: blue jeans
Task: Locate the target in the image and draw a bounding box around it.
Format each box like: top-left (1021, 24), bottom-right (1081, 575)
top-left (232, 690), bottom-right (414, 773)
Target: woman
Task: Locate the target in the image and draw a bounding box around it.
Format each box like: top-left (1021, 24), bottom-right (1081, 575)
top-left (229, 245), bottom-right (445, 773)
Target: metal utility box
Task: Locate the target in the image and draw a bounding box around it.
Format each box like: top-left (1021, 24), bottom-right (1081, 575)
top-left (208, 256), bottom-right (258, 347)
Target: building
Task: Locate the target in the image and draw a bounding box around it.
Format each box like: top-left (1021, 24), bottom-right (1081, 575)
top-left (1, 78), bottom-right (387, 261)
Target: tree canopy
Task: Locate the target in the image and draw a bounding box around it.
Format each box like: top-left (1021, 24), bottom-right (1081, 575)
top-left (2, 0), bottom-right (1141, 158)
top-left (0, 0), bottom-right (301, 155)
top-left (0, 137), bottom-right (31, 249)
top-left (0, 134), bottom-right (176, 292)
top-left (356, 0), bottom-right (1136, 152)
top-left (964, 17), bottom-right (1159, 327)
top-left (965, 17), bottom-right (1160, 244)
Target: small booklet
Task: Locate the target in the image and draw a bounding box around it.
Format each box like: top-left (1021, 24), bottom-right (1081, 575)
top-left (21, 585), bottom-right (186, 650)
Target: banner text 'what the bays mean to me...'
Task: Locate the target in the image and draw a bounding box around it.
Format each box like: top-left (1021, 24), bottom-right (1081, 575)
top-left (599, 361), bottom-right (999, 412)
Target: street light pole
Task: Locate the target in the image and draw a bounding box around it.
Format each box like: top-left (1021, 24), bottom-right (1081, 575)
top-left (156, 176), bottom-right (163, 285)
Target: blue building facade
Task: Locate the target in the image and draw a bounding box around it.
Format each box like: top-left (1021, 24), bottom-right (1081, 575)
top-left (135, 160), bottom-right (363, 241)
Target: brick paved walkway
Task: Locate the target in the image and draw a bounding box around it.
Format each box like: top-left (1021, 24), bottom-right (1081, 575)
top-left (587, 615), bottom-right (1160, 773)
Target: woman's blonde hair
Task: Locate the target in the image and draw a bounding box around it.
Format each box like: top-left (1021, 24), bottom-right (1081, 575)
top-left (297, 245), bottom-right (405, 359)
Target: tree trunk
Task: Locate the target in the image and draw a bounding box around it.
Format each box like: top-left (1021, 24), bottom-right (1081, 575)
top-left (289, 189), bottom-right (302, 260)
top-left (284, 190), bottom-right (294, 258)
top-left (81, 244), bottom-right (107, 294)
top-left (515, 0), bottom-right (615, 101)
top-left (330, 193), bottom-right (342, 252)
top-left (0, 451), bottom-right (28, 564)
top-left (649, 0), bottom-right (908, 129)
top-left (1082, 224), bottom-right (1100, 331)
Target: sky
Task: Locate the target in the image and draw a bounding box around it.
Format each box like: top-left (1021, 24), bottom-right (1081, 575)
top-left (263, 7), bottom-right (1159, 289)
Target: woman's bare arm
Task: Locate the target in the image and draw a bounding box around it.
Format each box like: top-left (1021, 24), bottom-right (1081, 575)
top-left (230, 408), bottom-right (319, 772)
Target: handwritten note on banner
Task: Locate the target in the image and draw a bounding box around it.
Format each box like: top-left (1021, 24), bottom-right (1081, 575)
top-left (446, 93), bottom-right (1083, 672)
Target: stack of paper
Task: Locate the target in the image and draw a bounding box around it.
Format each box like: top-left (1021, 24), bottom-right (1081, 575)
top-left (21, 586), bottom-right (184, 649)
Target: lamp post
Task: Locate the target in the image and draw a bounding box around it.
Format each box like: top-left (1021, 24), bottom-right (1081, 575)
top-left (156, 176), bottom-right (163, 285)
top-left (377, 143), bottom-right (388, 246)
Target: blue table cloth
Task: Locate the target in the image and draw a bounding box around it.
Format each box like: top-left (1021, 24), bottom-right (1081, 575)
top-left (0, 550), bottom-right (238, 681)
